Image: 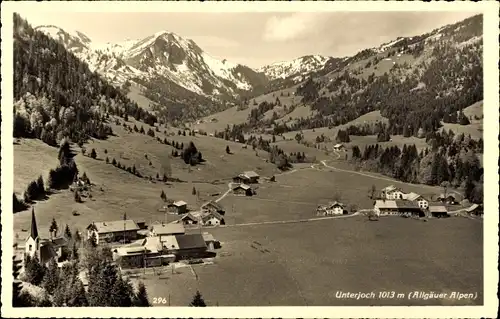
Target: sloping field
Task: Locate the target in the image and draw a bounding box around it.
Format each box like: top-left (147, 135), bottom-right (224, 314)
top-left (139, 216), bottom-right (483, 306)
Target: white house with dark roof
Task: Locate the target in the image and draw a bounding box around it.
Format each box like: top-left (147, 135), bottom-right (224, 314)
top-left (381, 185), bottom-right (406, 200)
top-left (201, 211), bottom-right (225, 226)
top-left (403, 192), bottom-right (429, 209)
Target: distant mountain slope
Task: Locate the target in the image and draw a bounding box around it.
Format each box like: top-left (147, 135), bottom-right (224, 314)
top-left (13, 14), bottom-right (156, 146)
top-left (223, 14), bottom-right (483, 138)
top-left (259, 55), bottom-right (330, 81)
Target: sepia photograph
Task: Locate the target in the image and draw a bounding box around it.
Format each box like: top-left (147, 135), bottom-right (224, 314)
top-left (1, 1), bottom-right (498, 318)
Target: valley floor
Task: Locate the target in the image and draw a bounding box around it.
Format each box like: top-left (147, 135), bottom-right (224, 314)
top-left (13, 117), bottom-right (483, 306)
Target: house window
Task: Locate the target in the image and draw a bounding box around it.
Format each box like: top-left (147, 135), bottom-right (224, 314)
top-left (29, 244), bottom-right (32, 251)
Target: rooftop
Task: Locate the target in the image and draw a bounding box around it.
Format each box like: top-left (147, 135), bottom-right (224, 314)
top-left (233, 183), bottom-right (251, 190)
top-left (202, 211), bottom-right (224, 222)
top-left (404, 192), bottom-right (422, 201)
top-left (150, 223), bottom-right (186, 235)
top-left (175, 233), bottom-right (207, 250)
top-left (374, 199), bottom-right (421, 209)
top-left (429, 206), bottom-right (448, 213)
top-left (242, 171), bottom-right (260, 178)
top-left (202, 200), bottom-right (224, 211)
top-left (87, 220), bottom-right (139, 234)
top-left (173, 200), bottom-right (187, 207)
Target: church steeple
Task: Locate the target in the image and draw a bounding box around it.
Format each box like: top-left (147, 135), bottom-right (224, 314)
top-left (29, 207), bottom-right (39, 240)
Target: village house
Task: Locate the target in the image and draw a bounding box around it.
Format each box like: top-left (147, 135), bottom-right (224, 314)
top-left (201, 200), bottom-right (226, 215)
top-left (233, 171), bottom-right (260, 184)
top-left (428, 205), bottom-right (449, 218)
top-left (201, 211), bottom-right (225, 226)
top-left (465, 203), bottom-right (483, 216)
top-left (232, 183), bottom-right (254, 196)
top-left (178, 212), bottom-right (199, 225)
top-left (380, 185), bottom-right (406, 200)
top-left (373, 200), bottom-right (424, 217)
top-left (317, 201), bottom-right (346, 216)
top-left (333, 143), bottom-right (345, 151)
top-left (166, 200), bottom-right (188, 214)
top-left (403, 192), bottom-right (429, 209)
top-left (86, 219), bottom-right (140, 245)
top-left (25, 208), bottom-right (69, 265)
top-left (437, 194), bottom-right (457, 205)
top-left (150, 223), bottom-right (186, 239)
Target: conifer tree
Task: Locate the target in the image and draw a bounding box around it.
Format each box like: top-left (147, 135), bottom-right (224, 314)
top-left (41, 258), bottom-right (60, 295)
top-left (133, 282), bottom-right (151, 306)
top-left (189, 290), bottom-right (207, 307)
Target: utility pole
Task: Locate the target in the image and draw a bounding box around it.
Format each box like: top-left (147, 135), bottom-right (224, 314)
top-left (123, 212), bottom-right (127, 244)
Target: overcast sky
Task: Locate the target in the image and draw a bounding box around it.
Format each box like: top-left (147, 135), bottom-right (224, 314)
top-left (18, 11), bottom-right (478, 68)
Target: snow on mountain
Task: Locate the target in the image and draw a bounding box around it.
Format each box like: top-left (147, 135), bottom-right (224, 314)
top-left (36, 26), bottom-right (264, 100)
top-left (259, 55), bottom-right (330, 81)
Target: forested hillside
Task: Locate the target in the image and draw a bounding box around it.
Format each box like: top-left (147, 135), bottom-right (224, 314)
top-left (13, 13), bottom-right (157, 147)
top-left (277, 15), bottom-right (483, 136)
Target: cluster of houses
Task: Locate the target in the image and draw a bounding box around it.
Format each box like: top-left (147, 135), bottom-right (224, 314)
top-left (374, 185), bottom-right (483, 218)
top-left (23, 207), bottom-right (220, 270)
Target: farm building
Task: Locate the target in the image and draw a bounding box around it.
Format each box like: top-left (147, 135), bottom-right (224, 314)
top-left (373, 200), bottom-right (424, 217)
top-left (317, 201), bottom-right (346, 216)
top-left (232, 183), bottom-right (254, 196)
top-left (333, 143), bottom-right (345, 151)
top-left (465, 204), bottom-right (483, 216)
top-left (86, 219), bottom-right (140, 244)
top-left (178, 212), bottom-right (199, 225)
top-left (233, 171), bottom-right (260, 184)
top-left (201, 200), bottom-right (226, 215)
top-left (428, 205), bottom-right (449, 218)
top-left (380, 185), bottom-right (406, 200)
top-left (437, 194), bottom-right (457, 205)
top-left (201, 211), bottom-right (225, 226)
top-left (113, 237), bottom-right (176, 269)
top-left (166, 200), bottom-right (188, 214)
top-left (150, 223), bottom-right (186, 238)
top-left (160, 234), bottom-right (208, 260)
top-left (403, 192), bottom-right (429, 209)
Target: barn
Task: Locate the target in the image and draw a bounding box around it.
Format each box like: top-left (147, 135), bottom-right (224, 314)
top-left (232, 183), bottom-right (253, 196)
top-left (428, 205), bottom-right (449, 218)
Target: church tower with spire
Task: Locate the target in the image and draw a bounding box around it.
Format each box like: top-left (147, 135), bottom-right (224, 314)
top-left (25, 207), bottom-right (40, 258)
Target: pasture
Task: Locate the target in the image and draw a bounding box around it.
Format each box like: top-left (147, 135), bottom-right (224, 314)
top-left (134, 215), bottom-right (483, 306)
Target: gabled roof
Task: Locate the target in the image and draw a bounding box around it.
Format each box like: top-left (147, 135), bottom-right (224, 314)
top-left (175, 234), bottom-right (207, 250)
top-left (202, 200), bottom-right (224, 211)
top-left (394, 200), bottom-right (420, 209)
top-left (374, 199), bottom-right (398, 209)
top-left (151, 223), bottom-right (186, 236)
top-left (87, 220), bottom-right (140, 234)
top-left (242, 171), bottom-right (259, 178)
top-left (233, 183), bottom-right (251, 191)
top-left (382, 185), bottom-right (398, 192)
top-left (327, 201), bottom-right (344, 208)
top-left (404, 192), bottom-right (423, 201)
top-left (438, 193), bottom-right (456, 199)
top-left (180, 212), bottom-right (198, 221)
top-left (159, 235), bottom-right (179, 250)
top-left (202, 211), bottom-right (224, 223)
top-left (429, 206), bottom-right (448, 213)
top-left (375, 200), bottom-right (420, 209)
top-left (51, 237), bottom-right (68, 248)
